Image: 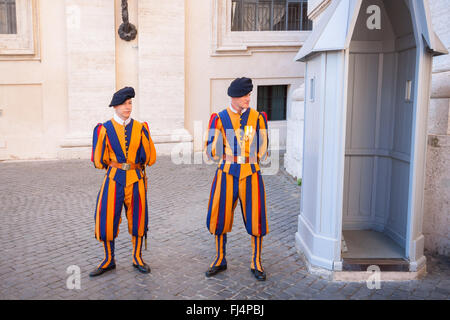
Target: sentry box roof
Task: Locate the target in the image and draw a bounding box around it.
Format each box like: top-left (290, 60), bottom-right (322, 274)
top-left (295, 0), bottom-right (447, 62)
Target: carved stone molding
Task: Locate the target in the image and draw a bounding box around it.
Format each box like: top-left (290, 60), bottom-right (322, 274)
top-left (0, 0), bottom-right (38, 57)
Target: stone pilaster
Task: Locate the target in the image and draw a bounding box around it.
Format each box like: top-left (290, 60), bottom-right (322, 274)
top-left (137, 0), bottom-right (192, 155)
top-left (285, 83), bottom-right (305, 179)
top-left (59, 0), bottom-right (116, 159)
top-left (423, 0), bottom-right (450, 256)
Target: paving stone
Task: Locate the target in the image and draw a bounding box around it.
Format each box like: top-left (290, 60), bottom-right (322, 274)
top-left (0, 156), bottom-right (448, 300)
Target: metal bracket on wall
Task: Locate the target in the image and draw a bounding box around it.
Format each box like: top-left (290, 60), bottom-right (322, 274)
top-left (118, 0), bottom-right (137, 41)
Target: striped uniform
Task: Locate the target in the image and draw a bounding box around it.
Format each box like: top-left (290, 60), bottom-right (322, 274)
top-left (205, 107), bottom-right (269, 271)
top-left (92, 118), bottom-right (156, 268)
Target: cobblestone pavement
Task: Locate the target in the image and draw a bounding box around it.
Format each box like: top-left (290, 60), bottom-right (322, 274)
top-left (0, 156), bottom-right (449, 300)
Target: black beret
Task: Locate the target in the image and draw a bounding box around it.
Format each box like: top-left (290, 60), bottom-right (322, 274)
top-left (227, 77), bottom-right (253, 97)
top-left (109, 87), bottom-right (135, 107)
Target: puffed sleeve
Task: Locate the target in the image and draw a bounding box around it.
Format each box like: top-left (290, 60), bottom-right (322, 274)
top-left (141, 122), bottom-right (157, 167)
top-left (205, 113), bottom-right (224, 162)
top-left (91, 123), bottom-right (110, 169)
top-left (257, 112), bottom-right (269, 161)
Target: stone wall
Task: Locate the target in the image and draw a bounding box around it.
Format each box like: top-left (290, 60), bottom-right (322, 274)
top-left (59, 0), bottom-right (116, 159)
top-left (423, 0), bottom-right (450, 256)
top-left (284, 84), bottom-right (305, 179)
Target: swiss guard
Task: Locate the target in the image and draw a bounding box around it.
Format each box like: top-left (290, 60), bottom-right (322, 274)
top-left (205, 77), bottom-right (269, 281)
top-left (89, 87), bottom-right (156, 277)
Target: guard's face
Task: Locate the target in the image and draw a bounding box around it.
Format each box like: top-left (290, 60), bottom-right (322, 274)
top-left (114, 99), bottom-right (133, 120)
top-left (232, 92), bottom-right (251, 112)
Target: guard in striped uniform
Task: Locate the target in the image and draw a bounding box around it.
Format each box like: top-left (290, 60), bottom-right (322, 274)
top-left (89, 87), bottom-right (156, 277)
top-left (205, 77), bottom-right (269, 281)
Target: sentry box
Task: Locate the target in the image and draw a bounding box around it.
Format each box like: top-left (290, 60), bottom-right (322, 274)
top-left (294, 0), bottom-right (447, 275)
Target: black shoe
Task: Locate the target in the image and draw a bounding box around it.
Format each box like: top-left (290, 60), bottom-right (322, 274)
top-left (133, 263), bottom-right (151, 274)
top-left (205, 265), bottom-right (227, 277)
top-left (251, 268), bottom-right (266, 281)
top-left (89, 263), bottom-right (116, 277)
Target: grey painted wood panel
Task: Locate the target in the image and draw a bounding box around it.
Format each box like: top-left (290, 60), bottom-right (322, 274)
top-left (301, 53), bottom-right (323, 230)
top-left (349, 54), bottom-right (379, 150)
top-left (393, 48), bottom-right (415, 156)
top-left (343, 46), bottom-right (414, 251)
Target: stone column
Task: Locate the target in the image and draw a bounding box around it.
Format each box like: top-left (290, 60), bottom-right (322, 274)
top-left (285, 83), bottom-right (305, 179)
top-left (59, 0), bottom-right (116, 159)
top-left (137, 0), bottom-right (192, 155)
top-left (423, 0), bottom-right (450, 256)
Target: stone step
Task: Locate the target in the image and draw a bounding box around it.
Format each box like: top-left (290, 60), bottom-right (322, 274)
top-left (342, 258), bottom-right (409, 272)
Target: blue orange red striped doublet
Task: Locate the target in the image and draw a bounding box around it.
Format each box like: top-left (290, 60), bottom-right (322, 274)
top-left (92, 119), bottom-right (156, 186)
top-left (92, 118), bottom-right (156, 242)
top-left (205, 107), bottom-right (268, 180)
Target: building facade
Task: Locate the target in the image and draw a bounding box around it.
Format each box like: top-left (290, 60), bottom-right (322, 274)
top-left (0, 0), bottom-right (311, 160)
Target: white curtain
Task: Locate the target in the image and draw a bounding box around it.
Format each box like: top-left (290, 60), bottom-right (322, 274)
top-left (257, 1), bottom-right (271, 31)
top-left (243, 2), bottom-right (256, 31)
top-left (272, 1), bottom-right (286, 30)
top-left (234, 0), bottom-right (303, 32)
top-left (255, 0), bottom-right (287, 31)
top-left (257, 0), bottom-right (286, 31)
